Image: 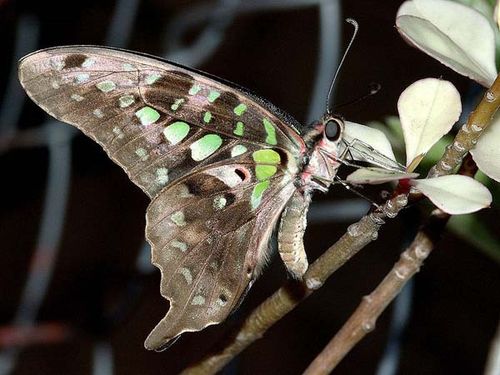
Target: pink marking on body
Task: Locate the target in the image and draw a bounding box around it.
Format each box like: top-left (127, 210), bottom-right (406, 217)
top-left (299, 171), bottom-right (313, 189)
top-left (394, 178), bottom-right (412, 196)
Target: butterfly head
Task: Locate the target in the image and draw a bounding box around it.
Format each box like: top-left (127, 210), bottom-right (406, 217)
top-left (322, 115), bottom-right (344, 144)
top-left (301, 115), bottom-right (345, 192)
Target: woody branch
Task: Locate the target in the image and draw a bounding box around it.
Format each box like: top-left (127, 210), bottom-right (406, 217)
top-left (302, 74), bottom-right (500, 374)
top-left (182, 73), bottom-right (500, 375)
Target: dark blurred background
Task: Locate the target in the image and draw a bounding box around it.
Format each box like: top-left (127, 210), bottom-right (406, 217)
top-left (1, 0), bottom-right (499, 374)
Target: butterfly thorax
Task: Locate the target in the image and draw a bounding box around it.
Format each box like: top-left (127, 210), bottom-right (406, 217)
top-left (299, 117), bottom-right (344, 193)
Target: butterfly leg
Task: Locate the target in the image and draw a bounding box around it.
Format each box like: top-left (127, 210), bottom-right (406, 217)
top-left (333, 176), bottom-right (380, 209)
top-left (278, 190), bottom-right (311, 279)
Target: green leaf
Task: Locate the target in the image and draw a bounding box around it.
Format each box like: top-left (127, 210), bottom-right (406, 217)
top-left (448, 214), bottom-right (500, 264)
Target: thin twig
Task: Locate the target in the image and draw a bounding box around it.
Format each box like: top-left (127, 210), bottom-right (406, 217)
top-left (183, 75), bottom-right (498, 373)
top-left (429, 75), bottom-right (500, 177)
top-left (302, 74), bottom-right (500, 374)
top-left (182, 34), bottom-right (500, 375)
top-left (302, 209), bottom-right (449, 375)
top-left (181, 194), bottom-right (409, 375)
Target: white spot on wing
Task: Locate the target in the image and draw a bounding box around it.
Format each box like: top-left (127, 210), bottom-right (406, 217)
top-left (217, 296), bottom-right (228, 307)
top-left (135, 148), bottom-right (149, 161)
top-left (118, 95), bottom-right (135, 108)
top-left (213, 196), bottom-right (227, 210)
top-left (179, 267), bottom-right (193, 285)
top-left (192, 295), bottom-right (205, 305)
top-left (50, 58), bottom-right (64, 71)
top-left (170, 211), bottom-right (186, 226)
top-left (82, 57), bottom-right (96, 68)
top-left (305, 277), bottom-right (322, 290)
top-left (123, 63), bottom-right (135, 71)
top-left (206, 167), bottom-right (245, 187)
top-left (155, 168), bottom-right (169, 184)
top-left (178, 184), bottom-right (194, 198)
top-left (71, 94), bottom-right (84, 102)
top-left (93, 109), bottom-right (104, 118)
top-left (231, 145), bottom-right (247, 157)
top-left (112, 127), bottom-right (125, 139)
top-left (96, 80), bottom-right (116, 93)
top-left (171, 240), bottom-right (187, 252)
top-left (75, 73), bottom-right (90, 84)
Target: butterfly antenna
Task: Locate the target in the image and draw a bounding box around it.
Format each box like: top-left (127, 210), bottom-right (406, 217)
top-left (326, 18), bottom-right (359, 115)
top-left (334, 82), bottom-right (381, 110)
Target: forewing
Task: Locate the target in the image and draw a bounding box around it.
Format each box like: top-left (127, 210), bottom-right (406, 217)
top-left (144, 162), bottom-right (296, 350)
top-left (18, 46), bottom-right (305, 198)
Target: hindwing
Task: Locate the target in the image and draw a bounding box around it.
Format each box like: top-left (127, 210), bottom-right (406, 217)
top-left (144, 162), bottom-right (296, 350)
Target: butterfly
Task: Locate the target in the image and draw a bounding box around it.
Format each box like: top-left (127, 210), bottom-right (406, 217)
top-left (18, 46), bottom-right (349, 351)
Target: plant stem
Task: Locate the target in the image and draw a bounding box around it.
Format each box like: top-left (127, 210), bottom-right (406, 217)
top-left (429, 75), bottom-right (500, 177)
top-left (182, 64), bottom-right (500, 375)
top-left (302, 74), bottom-right (500, 374)
top-left (181, 195), bottom-right (409, 375)
top-left (302, 209), bottom-right (449, 375)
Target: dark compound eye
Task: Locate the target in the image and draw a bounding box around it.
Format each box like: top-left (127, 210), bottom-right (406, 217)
top-left (325, 118), bottom-right (343, 141)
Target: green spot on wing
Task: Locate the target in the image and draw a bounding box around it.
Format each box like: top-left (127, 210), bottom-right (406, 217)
top-left (170, 98), bottom-right (184, 111)
top-left (96, 80), bottom-right (116, 93)
top-left (163, 121), bottom-right (190, 145)
top-left (145, 73), bottom-right (161, 85)
top-left (234, 121), bottom-right (244, 136)
top-left (263, 118), bottom-right (277, 145)
top-left (203, 111), bottom-right (212, 123)
top-left (233, 103), bottom-right (247, 116)
top-left (231, 145), bottom-right (247, 157)
top-left (135, 106), bottom-right (160, 125)
top-left (253, 149), bottom-right (280, 181)
top-left (207, 90), bottom-right (221, 103)
top-left (189, 84), bottom-right (202, 95)
top-left (251, 180), bottom-right (270, 209)
top-left (118, 95), bottom-right (134, 108)
top-left (255, 165), bottom-right (277, 181)
top-left (171, 211), bottom-right (186, 226)
top-left (252, 149), bottom-right (281, 164)
top-left (190, 134), bottom-right (223, 161)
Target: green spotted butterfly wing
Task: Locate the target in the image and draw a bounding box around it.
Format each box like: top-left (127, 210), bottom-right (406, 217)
top-left (145, 163), bottom-right (296, 349)
top-left (18, 46), bottom-right (308, 350)
top-left (18, 47), bottom-right (304, 197)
